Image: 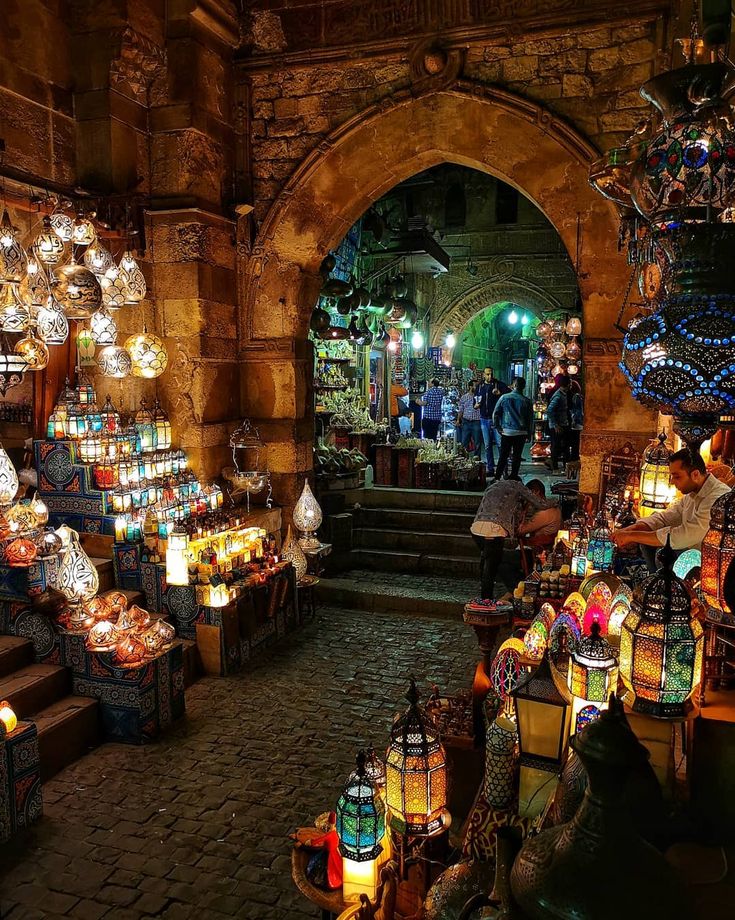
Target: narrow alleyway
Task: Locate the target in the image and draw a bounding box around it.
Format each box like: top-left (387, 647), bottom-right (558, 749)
top-left (0, 607), bottom-right (476, 919)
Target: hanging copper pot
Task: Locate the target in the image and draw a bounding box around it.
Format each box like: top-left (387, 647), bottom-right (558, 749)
top-left (309, 307), bottom-right (331, 333)
top-left (320, 278), bottom-right (352, 298)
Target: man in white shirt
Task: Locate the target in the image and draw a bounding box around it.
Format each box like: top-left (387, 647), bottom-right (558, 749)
top-left (613, 448), bottom-right (731, 572)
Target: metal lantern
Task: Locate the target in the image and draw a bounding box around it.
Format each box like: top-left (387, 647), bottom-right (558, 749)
top-left (49, 211), bottom-right (73, 242)
top-left (639, 433), bottom-right (675, 517)
top-left (100, 266), bottom-right (128, 308)
top-left (71, 214), bottom-right (96, 246)
top-left (5, 538), bottom-right (37, 567)
top-left (32, 216), bottom-right (65, 265)
top-left (100, 394), bottom-right (120, 433)
top-left (337, 751), bottom-right (385, 860)
top-left (364, 745), bottom-right (386, 789)
top-left (125, 331), bottom-right (168, 378)
top-left (619, 541), bottom-right (703, 718)
top-left (293, 480), bottom-right (323, 550)
top-left (51, 263), bottom-right (102, 317)
top-left (65, 401), bottom-right (88, 439)
top-left (90, 307), bottom-right (117, 345)
top-left (701, 489), bottom-right (735, 614)
top-left (225, 419), bottom-right (270, 512)
top-left (135, 398), bottom-right (158, 453)
top-left (15, 333), bottom-right (49, 371)
top-left (78, 432), bottom-right (104, 464)
top-left (86, 620), bottom-right (121, 653)
top-left (511, 652), bottom-right (572, 818)
top-left (0, 209), bottom-right (27, 284)
top-left (153, 399), bottom-right (172, 450)
top-left (571, 532), bottom-right (589, 578)
top-left (281, 524), bottom-right (308, 583)
top-left (36, 300), bottom-right (69, 344)
top-left (119, 251), bottom-right (147, 303)
top-left (20, 258), bottom-right (50, 306)
top-left (484, 712), bottom-right (518, 810)
top-left (0, 351), bottom-right (28, 395)
top-left (0, 441), bottom-right (19, 507)
top-left (566, 317), bottom-right (582, 336)
top-left (0, 290), bottom-right (30, 332)
top-left (569, 622), bottom-right (619, 733)
top-left (56, 527), bottom-right (100, 627)
top-left (83, 240), bottom-right (114, 276)
top-left (586, 512), bottom-right (615, 573)
top-left (489, 637), bottom-right (526, 714)
top-left (97, 344), bottom-right (132, 378)
top-left (385, 680), bottom-right (448, 836)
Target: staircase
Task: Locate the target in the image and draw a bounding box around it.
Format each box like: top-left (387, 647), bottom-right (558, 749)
top-left (317, 487), bottom-right (521, 617)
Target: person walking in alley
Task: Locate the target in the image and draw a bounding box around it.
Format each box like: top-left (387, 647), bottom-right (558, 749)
top-left (492, 376), bottom-right (533, 480)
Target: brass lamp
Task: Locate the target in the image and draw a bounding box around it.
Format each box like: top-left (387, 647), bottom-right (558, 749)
top-left (293, 480), bottom-right (323, 550)
top-left (639, 432), bottom-right (675, 517)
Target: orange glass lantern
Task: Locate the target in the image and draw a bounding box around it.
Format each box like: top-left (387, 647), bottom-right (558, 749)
top-left (141, 619), bottom-right (176, 656)
top-left (5, 538), bottom-right (37, 567)
top-left (701, 489), bottom-right (735, 615)
top-left (86, 620), bottom-right (121, 652)
top-left (113, 634), bottom-right (146, 668)
top-left (84, 595), bottom-right (113, 622)
top-left (106, 591), bottom-right (129, 615)
top-left (639, 433), bottom-right (675, 518)
top-left (0, 700), bottom-right (18, 735)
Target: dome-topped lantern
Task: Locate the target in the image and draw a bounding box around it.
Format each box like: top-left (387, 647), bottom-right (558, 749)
top-left (569, 622), bottom-right (619, 734)
top-left (223, 419), bottom-right (271, 513)
top-left (336, 750), bottom-right (386, 902)
top-left (620, 540), bottom-right (703, 718)
top-left (701, 487), bottom-right (735, 615)
top-left (640, 432), bottom-right (675, 517)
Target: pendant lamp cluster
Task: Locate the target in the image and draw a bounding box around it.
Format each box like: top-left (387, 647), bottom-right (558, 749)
top-left (0, 200), bottom-right (167, 386)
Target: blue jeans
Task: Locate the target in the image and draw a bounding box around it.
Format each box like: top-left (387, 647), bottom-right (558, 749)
top-left (480, 418), bottom-right (501, 471)
top-left (461, 419), bottom-right (482, 457)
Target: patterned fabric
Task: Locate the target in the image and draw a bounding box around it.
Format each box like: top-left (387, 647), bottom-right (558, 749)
top-left (458, 392), bottom-right (481, 421)
top-left (423, 386), bottom-right (445, 420)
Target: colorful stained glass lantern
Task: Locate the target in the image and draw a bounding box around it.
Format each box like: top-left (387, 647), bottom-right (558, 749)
top-left (385, 680), bottom-right (448, 836)
top-left (640, 433), bottom-right (675, 517)
top-left (523, 618), bottom-right (548, 662)
top-left (571, 534), bottom-right (589, 578)
top-left (78, 432), bottom-right (104, 464)
top-left (562, 592), bottom-right (586, 630)
top-left (135, 398), bottom-right (158, 453)
top-left (608, 584), bottom-right (634, 641)
top-left (100, 394), bottom-right (120, 433)
top-left (673, 548), bottom-right (702, 583)
top-left (489, 637), bottom-right (526, 713)
top-left (569, 622), bottom-right (619, 733)
top-left (337, 751), bottom-right (387, 903)
top-left (587, 512), bottom-right (615, 573)
top-left (0, 442), bottom-right (19, 508)
top-left (5, 538), bottom-right (37, 567)
top-left (701, 489), bottom-right (735, 614)
top-left (583, 602), bottom-right (609, 637)
top-left (65, 401), bottom-right (88, 439)
top-left (153, 399), bottom-right (172, 450)
top-left (512, 653), bottom-right (572, 818)
top-left (619, 541), bottom-right (704, 718)
top-left (293, 480), bottom-right (323, 550)
top-left (549, 611), bottom-right (582, 662)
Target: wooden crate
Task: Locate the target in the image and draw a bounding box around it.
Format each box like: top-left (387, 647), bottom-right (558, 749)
top-left (395, 447), bottom-right (418, 488)
top-left (374, 444), bottom-right (395, 486)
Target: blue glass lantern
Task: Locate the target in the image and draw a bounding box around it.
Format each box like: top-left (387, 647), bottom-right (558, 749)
top-left (587, 512), bottom-right (614, 573)
top-left (336, 751), bottom-right (385, 861)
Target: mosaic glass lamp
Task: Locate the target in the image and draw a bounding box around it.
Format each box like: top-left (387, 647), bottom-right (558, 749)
top-left (639, 433), bottom-right (675, 518)
top-left (293, 480), bottom-right (323, 550)
top-left (489, 637), bottom-right (526, 717)
top-left (337, 751), bottom-right (386, 903)
top-left (511, 652), bottom-right (572, 818)
top-left (619, 540), bottom-right (703, 717)
top-left (586, 512), bottom-right (615, 573)
top-left (608, 584), bottom-right (634, 641)
top-left (701, 489), bottom-right (735, 614)
top-left (0, 700), bottom-right (18, 735)
top-left (153, 399), bottom-right (172, 450)
top-left (385, 680), bottom-right (448, 836)
top-left (135, 398), bottom-right (158, 453)
top-left (568, 622), bottom-right (619, 733)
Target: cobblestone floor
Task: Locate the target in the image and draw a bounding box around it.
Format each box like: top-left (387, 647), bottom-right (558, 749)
top-left (324, 568), bottom-right (480, 600)
top-left (0, 606), bottom-right (476, 920)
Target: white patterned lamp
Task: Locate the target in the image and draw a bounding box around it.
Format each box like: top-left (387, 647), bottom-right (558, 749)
top-left (0, 441), bottom-right (19, 508)
top-left (281, 524), bottom-right (308, 582)
top-left (56, 527), bottom-right (100, 628)
top-left (293, 480), bottom-right (323, 550)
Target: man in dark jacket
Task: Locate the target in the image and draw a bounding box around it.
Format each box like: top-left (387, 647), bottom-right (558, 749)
top-left (476, 365), bottom-right (508, 476)
top-left (492, 376), bottom-right (533, 480)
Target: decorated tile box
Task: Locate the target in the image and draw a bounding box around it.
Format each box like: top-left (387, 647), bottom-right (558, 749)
top-left (0, 553), bottom-right (60, 601)
top-left (0, 721), bottom-right (43, 844)
top-left (112, 542), bottom-right (144, 591)
top-left (0, 601), bottom-right (62, 666)
top-left (58, 631), bottom-right (185, 744)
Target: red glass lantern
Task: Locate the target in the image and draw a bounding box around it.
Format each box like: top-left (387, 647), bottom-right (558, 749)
top-left (106, 591), bottom-right (129, 615)
top-left (5, 538), bottom-right (37, 567)
top-left (113, 635), bottom-right (146, 668)
top-left (84, 595), bottom-right (113, 622)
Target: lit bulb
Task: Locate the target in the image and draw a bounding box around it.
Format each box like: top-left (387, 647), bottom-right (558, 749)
top-left (521, 314), bottom-right (529, 325)
top-left (508, 310), bottom-right (518, 325)
top-left (387, 340), bottom-right (398, 353)
top-left (411, 330), bottom-right (424, 350)
top-left (445, 332), bottom-right (456, 348)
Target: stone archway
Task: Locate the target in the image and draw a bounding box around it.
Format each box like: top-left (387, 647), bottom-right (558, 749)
top-left (240, 82), bottom-right (652, 502)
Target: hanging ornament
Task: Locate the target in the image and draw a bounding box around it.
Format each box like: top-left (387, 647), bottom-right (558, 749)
top-left (72, 214), bottom-right (96, 246)
top-left (118, 251), bottom-right (147, 303)
top-left (51, 262), bottom-right (102, 318)
top-left (32, 215), bottom-right (65, 265)
top-left (97, 344), bottom-right (132, 378)
top-left (549, 340), bottom-right (567, 359)
top-left (0, 210), bottom-right (27, 284)
top-left (125, 331), bottom-right (168, 379)
top-left (15, 333), bottom-right (49, 370)
top-left (100, 265), bottom-right (127, 308)
top-left (0, 352), bottom-right (28, 395)
top-left (49, 210), bottom-right (73, 242)
top-left (19, 256), bottom-right (50, 306)
top-left (0, 289), bottom-right (30, 332)
top-left (76, 327), bottom-right (96, 366)
top-left (90, 307), bottom-right (117, 345)
top-left (566, 317), bottom-right (582, 336)
top-left (83, 238), bottom-right (114, 275)
top-left (35, 300), bottom-right (69, 345)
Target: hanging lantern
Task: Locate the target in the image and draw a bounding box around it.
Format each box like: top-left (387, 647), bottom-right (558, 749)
top-left (568, 622), bottom-right (619, 733)
top-left (71, 213), bottom-right (96, 246)
top-left (51, 263), bottom-right (102, 317)
top-left (100, 394), bottom-right (120, 433)
top-left (83, 239), bottom-right (114, 275)
top-left (0, 288), bottom-right (30, 332)
top-left (152, 399), bottom-right (172, 450)
top-left (0, 442), bottom-right (19, 508)
top-left (49, 211), bottom-right (73, 242)
top-left (586, 512), bottom-right (615, 573)
top-left (281, 524), bottom-right (308, 582)
top-left (20, 255), bottom-right (50, 306)
top-left (5, 538), bottom-right (37, 567)
top-left (15, 333), bottom-right (49, 370)
top-left (566, 340), bottom-right (582, 361)
top-left (56, 527), bottom-right (100, 626)
top-left (484, 712), bottom-right (518, 810)
top-left (0, 209), bottom-right (27, 284)
top-left (97, 343), bottom-right (132, 378)
top-left (35, 528), bottom-right (63, 557)
top-left (32, 215), bottom-right (65, 265)
top-left (336, 751), bottom-right (386, 902)
top-left (0, 700), bottom-right (18, 735)
top-left (639, 433), bottom-right (675, 517)
top-left (512, 653), bottom-right (572, 818)
top-left (86, 620), bottom-right (121, 652)
top-left (536, 321), bottom-right (552, 338)
top-left (125, 331), bottom-right (168, 378)
top-left (566, 317), bottom-right (582, 336)
top-left (36, 300), bottom-right (69, 344)
top-left (619, 541), bottom-right (703, 718)
top-left (385, 680), bottom-right (447, 836)
top-left (701, 489), bottom-right (735, 615)
top-left (293, 480), bottom-right (323, 550)
top-left (567, 364), bottom-right (580, 376)
top-left (549, 340), bottom-right (566, 359)
top-left (90, 307), bottom-right (117, 345)
top-left (118, 251), bottom-right (147, 303)
top-left (135, 398), bottom-right (158, 453)
top-left (100, 265), bottom-right (127, 308)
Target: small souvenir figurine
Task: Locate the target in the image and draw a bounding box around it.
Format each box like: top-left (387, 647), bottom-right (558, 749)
top-left (296, 811), bottom-right (343, 890)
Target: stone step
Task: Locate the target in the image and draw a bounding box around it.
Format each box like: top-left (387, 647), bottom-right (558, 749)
top-left (0, 635), bottom-right (34, 679)
top-left (351, 548), bottom-right (481, 578)
top-left (0, 664), bottom-right (71, 719)
top-left (92, 558), bottom-right (115, 593)
top-left (343, 486), bottom-right (481, 513)
top-left (355, 527), bottom-right (477, 556)
top-left (354, 507), bottom-right (475, 534)
top-left (34, 696), bottom-right (100, 782)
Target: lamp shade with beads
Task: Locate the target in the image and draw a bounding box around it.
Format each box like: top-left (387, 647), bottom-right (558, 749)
top-left (701, 489), bottom-right (735, 615)
top-left (619, 540), bottom-right (703, 718)
top-left (385, 680), bottom-right (448, 836)
top-left (639, 433), bottom-right (675, 518)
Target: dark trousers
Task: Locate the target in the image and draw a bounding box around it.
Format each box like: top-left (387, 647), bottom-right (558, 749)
top-left (461, 419), bottom-right (482, 457)
top-left (550, 427), bottom-right (570, 470)
top-left (472, 534), bottom-right (504, 600)
top-left (423, 418), bottom-right (441, 440)
top-left (568, 428), bottom-right (581, 462)
top-left (496, 434), bottom-right (526, 480)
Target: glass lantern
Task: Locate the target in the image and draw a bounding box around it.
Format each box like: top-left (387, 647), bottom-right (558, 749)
top-left (619, 541), bottom-right (704, 718)
top-left (226, 419), bottom-right (270, 513)
top-left (153, 399), bottom-right (172, 450)
top-left (86, 620), bottom-right (121, 653)
top-left (337, 751), bottom-right (386, 903)
top-left (608, 584), bottom-right (634, 641)
top-left (100, 394), bottom-right (120, 433)
top-left (166, 524), bottom-right (190, 586)
top-left (512, 652), bottom-right (572, 818)
top-left (65, 401), bottom-right (88, 439)
top-left (571, 533), bottom-right (589, 578)
top-left (385, 680), bottom-right (448, 836)
top-left (293, 480), bottom-right (323, 550)
top-left (568, 622), bottom-right (619, 733)
top-left (135, 398), bottom-right (158, 453)
top-left (125, 331), bottom-right (168, 379)
top-left (0, 442), bottom-right (19, 508)
top-left (56, 527), bottom-right (100, 628)
top-left (78, 432), bottom-right (104, 464)
top-left (639, 433), bottom-right (675, 517)
top-left (281, 525), bottom-right (308, 583)
top-left (586, 512), bottom-right (615, 573)
top-left (701, 490), bottom-right (735, 615)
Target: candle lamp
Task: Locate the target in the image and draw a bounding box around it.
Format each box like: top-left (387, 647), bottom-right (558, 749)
top-left (86, 620), bottom-right (121, 652)
top-left (0, 700), bottom-right (18, 735)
